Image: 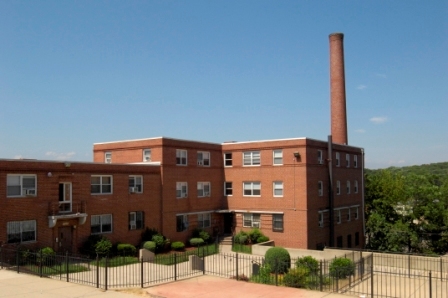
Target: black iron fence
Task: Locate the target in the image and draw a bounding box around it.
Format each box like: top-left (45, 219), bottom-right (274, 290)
top-left (1, 246), bottom-right (448, 297)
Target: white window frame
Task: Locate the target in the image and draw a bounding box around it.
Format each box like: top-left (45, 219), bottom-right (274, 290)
top-left (272, 214), bottom-right (284, 232)
top-left (91, 214), bottom-right (112, 234)
top-left (143, 149), bottom-right (151, 162)
top-left (243, 213), bottom-right (261, 228)
top-left (224, 182), bottom-right (233, 196)
top-left (197, 182), bottom-right (211, 197)
top-left (335, 152), bottom-right (340, 167)
top-left (7, 174), bottom-right (37, 197)
top-left (318, 150), bottom-right (324, 164)
top-left (318, 211), bottom-right (325, 228)
top-left (129, 175), bottom-right (143, 193)
top-left (346, 154), bottom-right (350, 167)
top-left (7, 220), bottom-right (36, 243)
top-left (354, 180), bottom-right (359, 193)
top-left (176, 149), bottom-right (187, 166)
top-left (176, 214), bottom-right (188, 232)
top-left (243, 151), bottom-right (261, 166)
top-left (198, 213), bottom-right (211, 228)
top-left (91, 175), bottom-right (113, 194)
top-left (354, 207), bottom-right (359, 220)
top-left (273, 181), bottom-right (283, 197)
top-left (129, 211), bottom-right (144, 230)
top-left (354, 155), bottom-right (358, 168)
top-left (224, 153), bottom-right (232, 167)
top-left (347, 180), bottom-right (351, 194)
top-left (336, 180), bottom-right (341, 195)
top-left (105, 152), bottom-right (112, 163)
top-left (243, 182), bottom-right (261, 196)
top-left (273, 150), bottom-right (283, 165)
top-left (197, 151), bottom-right (210, 167)
top-left (318, 181), bottom-right (323, 197)
top-left (176, 182), bottom-right (188, 198)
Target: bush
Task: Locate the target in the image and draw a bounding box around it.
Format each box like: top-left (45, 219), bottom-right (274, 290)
top-left (171, 241), bottom-right (185, 251)
top-left (295, 256), bottom-right (319, 274)
top-left (199, 230), bottom-right (210, 243)
top-left (251, 263), bottom-right (273, 285)
top-left (256, 236), bottom-right (270, 243)
top-left (37, 247), bottom-right (55, 265)
top-left (189, 238), bottom-right (205, 246)
top-left (283, 267), bottom-right (308, 288)
top-left (117, 244), bottom-right (136, 256)
top-left (234, 231), bottom-right (248, 244)
top-left (264, 247), bottom-right (291, 274)
top-left (141, 227), bottom-right (159, 243)
top-left (143, 241), bottom-right (156, 252)
top-left (95, 237), bottom-right (112, 257)
top-left (329, 257), bottom-right (355, 279)
top-left (80, 235), bottom-right (104, 258)
top-left (151, 234), bottom-right (167, 252)
top-left (248, 228), bottom-right (263, 244)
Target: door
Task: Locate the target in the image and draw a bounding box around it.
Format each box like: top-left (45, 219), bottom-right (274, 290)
top-left (58, 226), bottom-right (72, 253)
top-left (59, 182), bottom-right (72, 212)
top-left (223, 213), bottom-right (234, 235)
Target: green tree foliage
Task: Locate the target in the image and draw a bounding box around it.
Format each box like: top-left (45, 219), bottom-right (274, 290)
top-left (365, 163), bottom-right (448, 254)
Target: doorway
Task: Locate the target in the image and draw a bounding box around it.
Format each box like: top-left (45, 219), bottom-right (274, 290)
top-left (58, 226), bottom-right (73, 253)
top-left (223, 213), bottom-right (234, 235)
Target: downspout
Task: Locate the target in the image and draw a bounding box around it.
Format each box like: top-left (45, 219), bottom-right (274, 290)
top-left (328, 135), bottom-right (334, 247)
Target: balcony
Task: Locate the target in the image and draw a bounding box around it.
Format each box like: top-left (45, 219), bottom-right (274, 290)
top-left (47, 201), bottom-right (87, 228)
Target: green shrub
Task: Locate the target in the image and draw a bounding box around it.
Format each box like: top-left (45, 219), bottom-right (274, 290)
top-left (256, 236), bottom-right (270, 243)
top-left (264, 247), bottom-right (291, 274)
top-left (141, 227), bottom-right (159, 243)
top-left (329, 257), bottom-right (355, 279)
top-left (95, 237), bottom-right (112, 257)
top-left (37, 247), bottom-right (56, 265)
top-left (251, 263), bottom-right (273, 284)
top-left (151, 234), bottom-right (166, 252)
top-left (81, 235), bottom-right (104, 258)
top-left (199, 230), bottom-right (210, 243)
top-left (189, 238), bottom-right (205, 246)
top-left (295, 256), bottom-right (319, 274)
top-left (117, 244), bottom-right (136, 256)
top-left (248, 228), bottom-right (263, 244)
top-left (234, 231), bottom-right (248, 244)
top-left (171, 241), bottom-right (185, 251)
top-left (143, 241), bottom-right (156, 252)
top-left (283, 267), bottom-right (308, 288)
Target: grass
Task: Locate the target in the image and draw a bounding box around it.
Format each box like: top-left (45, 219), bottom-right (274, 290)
top-left (24, 263), bottom-right (89, 275)
top-left (232, 243), bottom-right (252, 254)
top-left (94, 256), bottom-right (140, 267)
top-left (154, 244), bottom-right (218, 265)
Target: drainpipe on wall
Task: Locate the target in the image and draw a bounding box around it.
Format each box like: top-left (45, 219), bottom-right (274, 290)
top-left (327, 135), bottom-right (334, 247)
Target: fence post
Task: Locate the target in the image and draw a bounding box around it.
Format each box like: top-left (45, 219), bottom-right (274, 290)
top-left (440, 258), bottom-right (443, 281)
top-left (104, 257), bottom-right (108, 291)
top-left (429, 271), bottom-right (432, 298)
top-left (96, 256), bottom-right (99, 288)
top-left (236, 253), bottom-right (239, 281)
top-left (65, 251), bottom-right (69, 282)
top-left (408, 254), bottom-right (411, 278)
top-left (39, 252), bottom-right (43, 277)
top-left (370, 260), bottom-right (374, 298)
top-left (16, 248), bottom-right (20, 273)
top-left (319, 260), bottom-right (323, 292)
top-left (174, 254), bottom-right (177, 281)
top-left (140, 256), bottom-right (144, 288)
top-left (275, 258), bottom-right (278, 286)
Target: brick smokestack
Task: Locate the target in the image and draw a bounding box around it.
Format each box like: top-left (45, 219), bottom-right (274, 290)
top-left (329, 33), bottom-right (348, 145)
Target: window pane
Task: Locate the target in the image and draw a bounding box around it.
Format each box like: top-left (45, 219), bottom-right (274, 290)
top-left (22, 177), bottom-right (36, 189)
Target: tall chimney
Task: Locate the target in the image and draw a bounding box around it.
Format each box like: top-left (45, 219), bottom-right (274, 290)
top-left (329, 33), bottom-right (348, 145)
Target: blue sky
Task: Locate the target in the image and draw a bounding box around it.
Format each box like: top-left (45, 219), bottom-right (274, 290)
top-left (0, 1), bottom-right (446, 169)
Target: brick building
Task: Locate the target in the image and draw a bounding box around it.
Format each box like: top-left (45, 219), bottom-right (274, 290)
top-left (0, 32), bottom-right (365, 252)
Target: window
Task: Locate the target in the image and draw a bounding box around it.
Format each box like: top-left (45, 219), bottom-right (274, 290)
top-left (129, 175), bottom-right (143, 193)
top-left (105, 152), bottom-right (112, 163)
top-left (198, 213), bottom-right (211, 228)
top-left (197, 182), bottom-right (211, 197)
top-left (7, 174), bottom-right (37, 197)
top-left (273, 181), bottom-right (283, 197)
top-left (197, 151), bottom-right (210, 166)
top-left (354, 180), bottom-right (358, 193)
top-left (176, 215), bottom-right (188, 232)
top-left (91, 175), bottom-right (112, 194)
top-left (91, 214), bottom-right (112, 234)
top-left (143, 149), bottom-right (151, 162)
top-left (176, 182), bottom-right (188, 198)
top-left (176, 149), bottom-right (187, 165)
top-left (224, 153), bottom-right (232, 167)
top-left (354, 155), bottom-right (358, 168)
top-left (243, 213), bottom-right (260, 228)
top-left (129, 211), bottom-right (144, 230)
top-left (318, 212), bottom-right (324, 228)
top-left (335, 152), bottom-right (340, 167)
top-left (346, 154), bottom-right (350, 167)
top-left (318, 150), bottom-right (323, 164)
top-left (347, 208), bottom-right (351, 221)
top-left (243, 182), bottom-right (261, 196)
top-left (7, 220), bottom-right (36, 243)
top-left (346, 180), bottom-right (351, 194)
top-left (318, 181), bottom-right (323, 196)
top-left (224, 182), bottom-right (233, 196)
top-left (243, 151), bottom-right (260, 166)
top-left (337, 236), bottom-right (343, 248)
top-left (347, 234), bottom-right (352, 248)
top-left (272, 214), bottom-right (283, 232)
top-left (336, 180), bottom-right (341, 195)
top-left (355, 232), bottom-right (360, 246)
top-left (354, 207), bottom-right (359, 220)
top-left (336, 210), bottom-right (341, 224)
top-left (273, 150), bottom-right (283, 165)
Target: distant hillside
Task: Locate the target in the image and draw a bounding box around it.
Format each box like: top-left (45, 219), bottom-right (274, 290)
top-left (366, 162), bottom-right (448, 177)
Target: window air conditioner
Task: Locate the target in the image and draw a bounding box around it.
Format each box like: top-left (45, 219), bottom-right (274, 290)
top-left (25, 189), bottom-right (36, 196)
top-left (129, 187), bottom-right (137, 193)
top-left (130, 224), bottom-right (137, 230)
top-left (197, 161), bottom-right (203, 166)
top-left (204, 192), bottom-right (210, 196)
top-left (319, 222), bottom-right (324, 228)
top-left (318, 159), bottom-right (323, 164)
top-left (183, 193), bottom-right (188, 197)
top-left (252, 222), bottom-right (260, 228)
